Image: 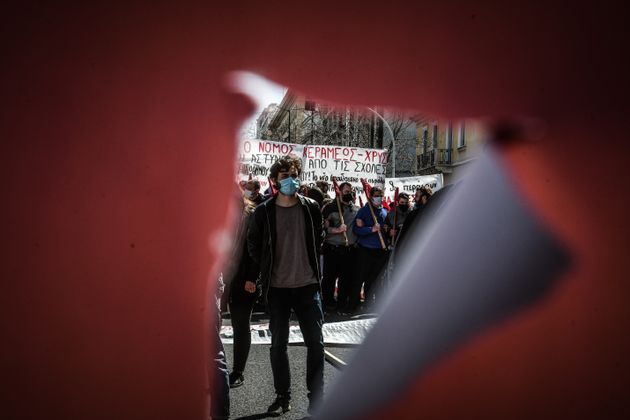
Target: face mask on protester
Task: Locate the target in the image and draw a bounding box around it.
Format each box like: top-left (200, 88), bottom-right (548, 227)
top-left (244, 190), bottom-right (254, 199)
top-left (399, 203), bottom-right (409, 212)
top-left (342, 193), bottom-right (354, 203)
top-left (372, 196), bottom-right (383, 206)
top-left (279, 177), bottom-right (300, 195)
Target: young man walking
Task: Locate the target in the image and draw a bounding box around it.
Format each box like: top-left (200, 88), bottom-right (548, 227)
top-left (384, 191), bottom-right (411, 247)
top-left (247, 154), bottom-right (325, 415)
top-left (321, 182), bottom-right (359, 314)
top-left (351, 186), bottom-right (389, 312)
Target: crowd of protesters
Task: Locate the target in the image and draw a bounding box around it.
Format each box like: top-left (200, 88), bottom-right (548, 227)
top-left (211, 154), bottom-right (439, 418)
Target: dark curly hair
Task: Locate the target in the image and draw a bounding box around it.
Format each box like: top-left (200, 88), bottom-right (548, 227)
top-left (369, 186), bottom-right (384, 197)
top-left (417, 185), bottom-right (433, 197)
top-left (269, 154), bottom-right (302, 180)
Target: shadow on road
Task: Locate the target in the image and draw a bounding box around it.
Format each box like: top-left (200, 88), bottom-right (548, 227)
top-left (232, 414), bottom-right (311, 420)
top-left (231, 413), bottom-right (275, 419)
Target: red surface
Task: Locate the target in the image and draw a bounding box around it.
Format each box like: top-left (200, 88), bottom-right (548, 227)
top-left (1, 2), bottom-right (628, 419)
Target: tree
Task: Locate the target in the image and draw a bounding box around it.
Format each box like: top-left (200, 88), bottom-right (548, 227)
top-left (261, 98), bottom-right (425, 176)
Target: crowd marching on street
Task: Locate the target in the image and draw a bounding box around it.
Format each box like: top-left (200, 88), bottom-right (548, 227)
top-left (210, 154), bottom-right (441, 419)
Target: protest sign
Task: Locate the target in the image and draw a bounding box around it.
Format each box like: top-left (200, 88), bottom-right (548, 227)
top-left (300, 144), bottom-right (388, 196)
top-left (384, 175), bottom-right (443, 201)
top-left (237, 139), bottom-right (304, 192)
top-left (237, 139), bottom-right (389, 195)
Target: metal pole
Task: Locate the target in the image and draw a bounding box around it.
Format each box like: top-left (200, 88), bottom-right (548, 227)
top-left (366, 107), bottom-right (396, 177)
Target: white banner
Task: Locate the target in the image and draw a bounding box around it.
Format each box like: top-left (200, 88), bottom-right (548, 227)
top-left (237, 139), bottom-right (303, 192)
top-left (384, 174), bottom-right (444, 201)
top-left (237, 139), bottom-right (388, 195)
top-left (300, 145), bottom-right (388, 196)
top-left (220, 318), bottom-right (376, 345)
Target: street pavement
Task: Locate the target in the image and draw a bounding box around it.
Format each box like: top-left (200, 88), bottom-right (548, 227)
top-left (222, 313), bottom-right (362, 419)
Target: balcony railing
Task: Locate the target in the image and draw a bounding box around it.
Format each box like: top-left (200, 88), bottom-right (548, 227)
top-left (418, 150), bottom-right (434, 168)
top-left (417, 148), bottom-right (452, 170)
top-left (437, 148), bottom-right (452, 165)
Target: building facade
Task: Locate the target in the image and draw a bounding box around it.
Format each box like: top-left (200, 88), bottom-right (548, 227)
top-left (255, 103), bottom-right (279, 139)
top-left (416, 119), bottom-right (486, 185)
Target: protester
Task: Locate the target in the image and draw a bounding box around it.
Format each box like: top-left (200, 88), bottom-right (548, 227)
top-left (307, 186), bottom-right (326, 208)
top-left (210, 273), bottom-right (230, 420)
top-left (351, 186), bottom-right (389, 312)
top-left (396, 185), bottom-right (435, 250)
top-left (243, 179), bottom-right (266, 206)
top-left (224, 192), bottom-right (261, 389)
top-left (315, 181), bottom-right (334, 209)
top-left (321, 182), bottom-right (359, 314)
top-left (247, 154), bottom-right (325, 415)
top-left (316, 181), bottom-right (330, 196)
top-left (413, 185), bottom-right (433, 210)
top-left (384, 192), bottom-right (411, 247)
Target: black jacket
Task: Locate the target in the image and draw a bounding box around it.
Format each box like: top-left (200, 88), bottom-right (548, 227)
top-left (396, 184), bottom-right (457, 251)
top-left (225, 210), bottom-right (261, 304)
top-left (247, 194), bottom-right (324, 304)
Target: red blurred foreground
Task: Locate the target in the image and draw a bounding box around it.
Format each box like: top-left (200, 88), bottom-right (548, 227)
top-left (1, 2), bottom-right (628, 419)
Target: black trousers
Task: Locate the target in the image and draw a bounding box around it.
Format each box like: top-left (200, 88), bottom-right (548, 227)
top-left (321, 244), bottom-right (356, 310)
top-left (210, 298), bottom-right (229, 418)
top-left (229, 289), bottom-right (257, 375)
top-left (268, 284), bottom-right (324, 401)
top-left (350, 245), bottom-right (389, 311)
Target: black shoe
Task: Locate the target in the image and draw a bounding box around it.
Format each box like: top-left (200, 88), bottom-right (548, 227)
top-left (267, 396), bottom-right (291, 415)
top-left (228, 372), bottom-right (244, 388)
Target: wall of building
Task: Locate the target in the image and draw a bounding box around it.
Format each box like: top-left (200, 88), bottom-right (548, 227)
top-left (417, 118), bottom-right (487, 185)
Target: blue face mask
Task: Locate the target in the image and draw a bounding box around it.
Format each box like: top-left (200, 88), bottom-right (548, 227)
top-left (279, 177), bottom-right (300, 196)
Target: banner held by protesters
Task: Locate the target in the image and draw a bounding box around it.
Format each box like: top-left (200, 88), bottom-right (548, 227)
top-left (385, 175), bottom-right (444, 201)
top-left (237, 139), bottom-right (388, 195)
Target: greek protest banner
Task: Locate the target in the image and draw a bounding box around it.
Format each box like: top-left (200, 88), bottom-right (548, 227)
top-left (301, 144), bottom-right (389, 196)
top-left (237, 139), bottom-right (388, 195)
top-left (237, 139), bottom-right (304, 192)
top-left (384, 174), bottom-right (444, 201)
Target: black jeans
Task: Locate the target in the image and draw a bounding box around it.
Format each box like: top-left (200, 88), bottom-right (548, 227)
top-left (321, 244), bottom-right (356, 310)
top-left (229, 291), bottom-right (257, 375)
top-left (268, 284), bottom-right (324, 401)
top-left (210, 301), bottom-right (229, 418)
top-left (350, 246), bottom-right (389, 311)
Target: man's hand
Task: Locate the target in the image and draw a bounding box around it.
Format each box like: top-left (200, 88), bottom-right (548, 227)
top-left (335, 224), bottom-right (347, 233)
top-left (244, 281), bottom-right (256, 293)
top-left (372, 223), bottom-right (380, 233)
top-left (389, 228), bottom-right (397, 237)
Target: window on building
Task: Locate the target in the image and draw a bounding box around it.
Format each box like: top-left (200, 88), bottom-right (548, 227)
top-left (446, 122), bottom-right (453, 149)
top-left (457, 121), bottom-right (466, 148)
top-left (432, 123), bottom-right (438, 149)
top-left (445, 122), bottom-right (453, 164)
top-left (422, 126), bottom-right (428, 153)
